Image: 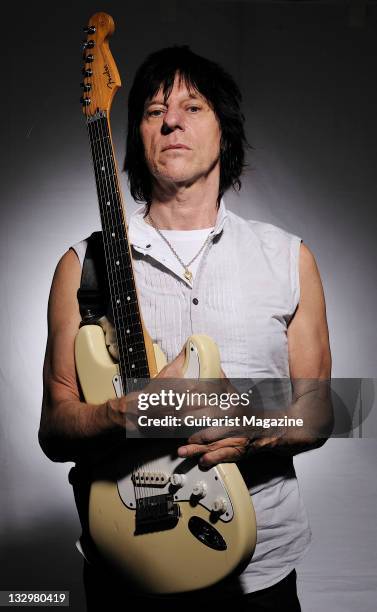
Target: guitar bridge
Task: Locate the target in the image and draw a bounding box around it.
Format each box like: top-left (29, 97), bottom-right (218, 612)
top-left (135, 493), bottom-right (180, 534)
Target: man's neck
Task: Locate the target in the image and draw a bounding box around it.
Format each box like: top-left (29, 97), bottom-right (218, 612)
top-left (148, 181), bottom-right (220, 230)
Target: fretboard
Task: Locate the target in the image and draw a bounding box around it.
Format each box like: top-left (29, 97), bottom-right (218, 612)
top-left (87, 110), bottom-right (150, 391)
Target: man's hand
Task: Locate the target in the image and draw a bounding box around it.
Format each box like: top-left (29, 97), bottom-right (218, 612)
top-left (177, 430), bottom-right (286, 467)
top-left (178, 435), bottom-right (252, 467)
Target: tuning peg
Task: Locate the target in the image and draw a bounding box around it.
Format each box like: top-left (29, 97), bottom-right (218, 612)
top-left (80, 96), bottom-right (91, 106)
top-left (82, 68), bottom-right (93, 77)
top-left (83, 40), bottom-right (95, 50)
top-left (85, 54), bottom-right (94, 63)
top-left (83, 25), bottom-right (96, 34)
top-left (80, 82), bottom-right (92, 92)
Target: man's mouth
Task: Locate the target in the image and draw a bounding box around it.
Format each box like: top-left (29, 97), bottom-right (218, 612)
top-left (162, 144), bottom-right (190, 151)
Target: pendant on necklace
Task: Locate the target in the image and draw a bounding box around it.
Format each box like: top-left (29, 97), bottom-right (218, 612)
top-left (184, 269), bottom-right (193, 282)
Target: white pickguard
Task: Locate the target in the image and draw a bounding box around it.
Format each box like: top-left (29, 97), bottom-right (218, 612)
top-left (117, 457), bottom-right (234, 522)
top-left (116, 338), bottom-right (233, 521)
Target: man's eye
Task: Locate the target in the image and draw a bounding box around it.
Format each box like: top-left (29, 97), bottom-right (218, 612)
top-left (187, 106), bottom-right (201, 113)
top-left (147, 109), bottom-right (165, 117)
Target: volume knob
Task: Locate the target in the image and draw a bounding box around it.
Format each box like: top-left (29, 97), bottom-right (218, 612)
top-left (192, 481), bottom-right (207, 498)
top-left (212, 497), bottom-right (228, 514)
top-left (170, 474), bottom-right (186, 488)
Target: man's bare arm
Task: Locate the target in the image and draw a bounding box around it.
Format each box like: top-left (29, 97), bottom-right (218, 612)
top-left (248, 242), bottom-right (333, 455)
top-left (177, 242), bottom-right (333, 464)
top-left (39, 248), bottom-right (185, 463)
top-left (39, 249), bottom-right (127, 463)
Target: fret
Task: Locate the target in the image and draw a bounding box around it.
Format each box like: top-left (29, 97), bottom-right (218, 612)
top-left (103, 237), bottom-right (130, 249)
top-left (108, 260), bottom-right (133, 271)
top-left (94, 154), bottom-right (114, 165)
top-left (108, 257), bottom-right (133, 269)
top-left (98, 190), bottom-right (121, 202)
top-left (103, 239), bottom-right (132, 254)
top-left (90, 135), bottom-right (111, 144)
top-left (110, 278), bottom-right (138, 293)
top-left (115, 324), bottom-right (144, 335)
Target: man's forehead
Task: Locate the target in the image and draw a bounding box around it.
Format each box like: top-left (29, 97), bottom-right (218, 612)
top-left (146, 79), bottom-right (207, 106)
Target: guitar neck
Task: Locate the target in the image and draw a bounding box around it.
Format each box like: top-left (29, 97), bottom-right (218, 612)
top-left (87, 110), bottom-right (150, 389)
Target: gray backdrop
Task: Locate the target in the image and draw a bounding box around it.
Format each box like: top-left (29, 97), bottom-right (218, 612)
top-left (1, 1), bottom-right (376, 610)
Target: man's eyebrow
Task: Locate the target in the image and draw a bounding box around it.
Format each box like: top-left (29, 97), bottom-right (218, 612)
top-left (144, 93), bottom-right (203, 108)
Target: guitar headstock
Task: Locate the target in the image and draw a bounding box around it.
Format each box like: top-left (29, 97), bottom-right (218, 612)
top-left (80, 12), bottom-right (121, 117)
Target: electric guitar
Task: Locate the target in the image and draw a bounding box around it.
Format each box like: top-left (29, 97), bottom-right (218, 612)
top-left (74, 12), bottom-right (256, 594)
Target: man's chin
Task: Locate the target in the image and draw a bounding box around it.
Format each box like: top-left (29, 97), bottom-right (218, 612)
top-left (153, 169), bottom-right (199, 188)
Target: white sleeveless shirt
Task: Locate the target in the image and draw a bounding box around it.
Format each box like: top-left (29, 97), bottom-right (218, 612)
top-left (71, 199), bottom-right (311, 593)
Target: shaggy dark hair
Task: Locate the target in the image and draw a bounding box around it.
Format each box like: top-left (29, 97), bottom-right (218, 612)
top-left (124, 46), bottom-right (249, 210)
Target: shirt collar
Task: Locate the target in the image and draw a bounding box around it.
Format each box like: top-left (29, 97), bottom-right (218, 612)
top-left (128, 197), bottom-right (228, 251)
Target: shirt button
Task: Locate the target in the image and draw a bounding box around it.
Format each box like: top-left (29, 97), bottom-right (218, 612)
top-left (192, 298), bottom-right (199, 305)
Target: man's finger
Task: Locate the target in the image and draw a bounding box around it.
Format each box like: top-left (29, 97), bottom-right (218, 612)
top-left (199, 446), bottom-right (244, 467)
top-left (177, 443), bottom-right (209, 458)
top-left (178, 437), bottom-right (249, 458)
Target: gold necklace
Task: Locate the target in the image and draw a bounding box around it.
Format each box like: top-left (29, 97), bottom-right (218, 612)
top-left (147, 213), bottom-right (213, 282)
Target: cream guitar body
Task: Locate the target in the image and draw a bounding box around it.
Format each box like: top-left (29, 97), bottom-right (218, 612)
top-left (75, 12), bottom-right (256, 594)
top-left (75, 324), bottom-right (256, 594)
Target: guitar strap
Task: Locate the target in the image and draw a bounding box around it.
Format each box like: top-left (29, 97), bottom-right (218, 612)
top-left (70, 230), bottom-right (114, 562)
top-left (77, 231), bottom-right (113, 326)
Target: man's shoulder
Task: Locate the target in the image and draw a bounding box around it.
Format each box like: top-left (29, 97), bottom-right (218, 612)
top-left (226, 208), bottom-right (301, 245)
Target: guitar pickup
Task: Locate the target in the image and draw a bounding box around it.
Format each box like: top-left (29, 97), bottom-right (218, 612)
top-left (135, 493), bottom-right (180, 534)
top-left (132, 471), bottom-right (169, 486)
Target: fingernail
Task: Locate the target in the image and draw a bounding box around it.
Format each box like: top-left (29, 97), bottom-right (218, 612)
top-left (178, 447), bottom-right (187, 456)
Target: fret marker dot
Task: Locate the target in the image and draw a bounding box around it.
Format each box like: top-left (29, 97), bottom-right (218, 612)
top-left (129, 348), bottom-right (133, 352)
top-left (106, 201), bottom-right (110, 206)
top-left (126, 329), bottom-right (130, 333)
top-left (101, 166), bottom-right (105, 171)
top-left (112, 232), bottom-right (115, 237)
top-left (116, 260), bottom-right (120, 265)
top-left (131, 364), bottom-right (135, 368)
top-left (127, 296), bottom-right (130, 301)
top-left (116, 299), bottom-right (120, 304)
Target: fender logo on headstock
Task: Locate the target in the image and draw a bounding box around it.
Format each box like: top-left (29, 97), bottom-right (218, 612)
top-left (103, 64), bottom-right (115, 89)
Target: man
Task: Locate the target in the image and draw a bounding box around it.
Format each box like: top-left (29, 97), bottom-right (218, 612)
top-left (39, 46), bottom-right (331, 609)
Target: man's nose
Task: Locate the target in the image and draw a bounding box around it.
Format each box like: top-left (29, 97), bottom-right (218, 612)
top-left (161, 107), bottom-right (184, 133)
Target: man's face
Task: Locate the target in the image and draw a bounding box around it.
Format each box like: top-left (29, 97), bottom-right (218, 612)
top-left (140, 74), bottom-right (221, 189)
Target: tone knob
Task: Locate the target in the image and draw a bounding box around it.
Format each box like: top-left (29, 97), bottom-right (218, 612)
top-left (85, 54), bottom-right (94, 63)
top-left (170, 474), bottom-right (186, 488)
top-left (212, 497), bottom-right (228, 514)
top-left (83, 40), bottom-right (95, 49)
top-left (82, 69), bottom-right (92, 77)
top-left (80, 83), bottom-right (91, 92)
top-left (80, 97), bottom-right (91, 106)
top-left (83, 25), bottom-right (96, 34)
top-left (192, 481), bottom-right (207, 498)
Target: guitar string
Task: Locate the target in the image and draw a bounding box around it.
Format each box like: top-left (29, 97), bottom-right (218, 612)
top-left (94, 114), bottom-right (134, 381)
top-left (87, 115), bottom-right (133, 451)
top-left (100, 118), bottom-right (150, 386)
top-left (87, 118), bottom-right (129, 382)
top-left (96, 116), bottom-right (148, 508)
top-left (84, 59), bottom-right (137, 500)
top-left (89, 109), bottom-right (147, 508)
top-left (88, 114), bottom-right (143, 510)
top-left (94, 116), bottom-right (142, 383)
